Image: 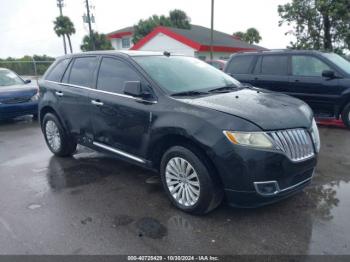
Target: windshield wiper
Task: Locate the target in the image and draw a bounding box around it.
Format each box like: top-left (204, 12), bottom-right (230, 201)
top-left (171, 90), bottom-right (209, 97)
top-left (208, 85), bottom-right (238, 93)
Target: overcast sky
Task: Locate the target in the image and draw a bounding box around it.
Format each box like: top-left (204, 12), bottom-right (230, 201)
top-left (0, 0), bottom-right (294, 58)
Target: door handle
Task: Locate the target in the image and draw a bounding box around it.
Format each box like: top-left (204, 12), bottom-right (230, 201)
top-left (91, 100), bottom-right (104, 106)
top-left (254, 77), bottom-right (259, 81)
top-left (55, 91), bottom-right (64, 97)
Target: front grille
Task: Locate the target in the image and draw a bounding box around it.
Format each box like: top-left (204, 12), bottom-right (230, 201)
top-left (0, 97), bottom-right (31, 104)
top-left (268, 129), bottom-right (315, 162)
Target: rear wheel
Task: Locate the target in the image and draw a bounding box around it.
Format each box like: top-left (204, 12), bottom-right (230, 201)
top-left (160, 146), bottom-right (223, 215)
top-left (341, 102), bottom-right (350, 128)
top-left (42, 113), bottom-right (77, 157)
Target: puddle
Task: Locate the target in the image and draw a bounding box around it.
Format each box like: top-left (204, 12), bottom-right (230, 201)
top-left (136, 217), bottom-right (167, 239)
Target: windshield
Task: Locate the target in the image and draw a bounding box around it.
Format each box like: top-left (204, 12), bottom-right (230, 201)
top-left (0, 69), bottom-right (24, 86)
top-left (322, 53), bottom-right (350, 75)
top-left (133, 56), bottom-right (241, 94)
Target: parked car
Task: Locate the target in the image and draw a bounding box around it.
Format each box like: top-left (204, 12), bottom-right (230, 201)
top-left (206, 59), bottom-right (227, 70)
top-left (0, 68), bottom-right (39, 120)
top-left (224, 50), bottom-right (350, 128)
top-left (38, 51), bottom-right (320, 214)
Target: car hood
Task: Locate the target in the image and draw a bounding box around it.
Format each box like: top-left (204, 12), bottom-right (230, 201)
top-left (0, 84), bottom-right (38, 100)
top-left (177, 88), bottom-right (313, 131)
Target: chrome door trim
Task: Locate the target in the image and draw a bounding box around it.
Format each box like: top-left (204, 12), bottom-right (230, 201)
top-left (91, 100), bottom-right (104, 106)
top-left (93, 141), bottom-right (146, 163)
top-left (45, 80), bottom-right (157, 104)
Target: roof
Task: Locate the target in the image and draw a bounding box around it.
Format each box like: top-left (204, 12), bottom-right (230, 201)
top-left (232, 49), bottom-right (328, 55)
top-left (131, 25), bottom-right (267, 52)
top-left (56, 50), bottom-right (183, 60)
top-left (107, 26), bottom-right (134, 39)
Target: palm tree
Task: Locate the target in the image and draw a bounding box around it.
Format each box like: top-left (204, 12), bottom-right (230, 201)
top-left (53, 16), bottom-right (76, 53)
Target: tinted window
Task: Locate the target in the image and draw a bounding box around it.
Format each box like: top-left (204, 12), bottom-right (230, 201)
top-left (292, 55), bottom-right (330, 76)
top-left (261, 55), bottom-right (288, 75)
top-left (46, 59), bottom-right (70, 82)
top-left (69, 57), bottom-right (97, 87)
top-left (97, 57), bottom-right (141, 93)
top-left (227, 55), bottom-right (254, 74)
top-left (253, 56), bottom-right (262, 74)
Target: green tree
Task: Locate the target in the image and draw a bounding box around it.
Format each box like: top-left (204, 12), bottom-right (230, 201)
top-left (233, 28), bottom-right (262, 44)
top-left (133, 9), bottom-right (191, 44)
top-left (278, 0), bottom-right (350, 53)
top-left (53, 16), bottom-right (76, 53)
top-left (80, 31), bottom-right (112, 51)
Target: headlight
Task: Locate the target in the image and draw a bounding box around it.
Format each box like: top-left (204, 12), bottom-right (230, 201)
top-left (310, 118), bottom-right (321, 153)
top-left (30, 92), bottom-right (39, 101)
top-left (223, 131), bottom-right (274, 149)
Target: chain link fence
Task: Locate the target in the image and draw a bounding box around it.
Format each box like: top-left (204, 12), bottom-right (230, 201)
top-left (0, 59), bottom-right (54, 79)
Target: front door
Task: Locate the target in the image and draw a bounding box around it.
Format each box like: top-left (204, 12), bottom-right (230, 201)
top-left (288, 55), bottom-right (341, 116)
top-left (89, 56), bottom-right (156, 161)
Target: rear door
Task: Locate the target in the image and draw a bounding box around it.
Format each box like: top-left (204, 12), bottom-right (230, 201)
top-left (288, 54), bottom-right (341, 115)
top-left (253, 54), bottom-right (290, 92)
top-left (58, 56), bottom-right (98, 138)
top-left (225, 55), bottom-right (256, 85)
top-left (90, 56), bottom-right (156, 161)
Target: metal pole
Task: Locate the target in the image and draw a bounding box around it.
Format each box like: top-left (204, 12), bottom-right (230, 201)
top-left (210, 0), bottom-right (214, 60)
top-left (85, 0), bottom-right (95, 50)
top-left (57, 0), bottom-right (67, 54)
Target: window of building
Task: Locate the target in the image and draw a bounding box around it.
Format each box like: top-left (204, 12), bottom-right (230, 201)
top-left (122, 38), bottom-right (131, 48)
top-left (69, 57), bottom-right (97, 87)
top-left (292, 55), bottom-right (330, 77)
top-left (97, 57), bottom-right (141, 94)
top-left (261, 55), bottom-right (288, 75)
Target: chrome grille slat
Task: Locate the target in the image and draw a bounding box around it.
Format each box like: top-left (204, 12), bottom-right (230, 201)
top-left (268, 128), bottom-right (315, 162)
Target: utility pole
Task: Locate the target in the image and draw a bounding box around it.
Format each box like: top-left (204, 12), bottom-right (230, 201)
top-left (210, 0), bottom-right (214, 60)
top-left (84, 0), bottom-right (95, 50)
top-left (57, 0), bottom-right (67, 54)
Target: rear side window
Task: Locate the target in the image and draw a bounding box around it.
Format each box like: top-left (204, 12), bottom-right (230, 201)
top-left (45, 59), bottom-right (70, 82)
top-left (69, 57), bottom-right (97, 87)
top-left (261, 55), bottom-right (288, 75)
top-left (226, 55), bottom-right (254, 74)
top-left (97, 57), bottom-right (141, 94)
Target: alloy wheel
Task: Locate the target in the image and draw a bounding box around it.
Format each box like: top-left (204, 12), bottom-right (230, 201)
top-left (45, 120), bottom-right (61, 152)
top-left (165, 157), bottom-right (200, 207)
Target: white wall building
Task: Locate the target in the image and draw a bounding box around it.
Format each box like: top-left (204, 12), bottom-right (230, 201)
top-left (108, 25), bottom-right (267, 61)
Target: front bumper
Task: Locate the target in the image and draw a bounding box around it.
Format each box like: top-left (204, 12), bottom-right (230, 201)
top-left (210, 139), bottom-right (317, 207)
top-left (0, 101), bottom-right (38, 120)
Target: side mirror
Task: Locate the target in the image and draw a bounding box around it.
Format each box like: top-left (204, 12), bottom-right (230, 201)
top-left (24, 79), bottom-right (31, 84)
top-left (123, 81), bottom-right (152, 99)
top-left (322, 70), bottom-right (335, 79)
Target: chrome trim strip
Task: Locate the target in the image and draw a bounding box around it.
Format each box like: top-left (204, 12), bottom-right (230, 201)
top-left (93, 141), bottom-right (146, 163)
top-left (254, 174), bottom-right (313, 197)
top-left (45, 80), bottom-right (157, 104)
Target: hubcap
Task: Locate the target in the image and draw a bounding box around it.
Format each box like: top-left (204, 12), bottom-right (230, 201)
top-left (45, 120), bottom-right (61, 152)
top-left (165, 157), bottom-right (200, 207)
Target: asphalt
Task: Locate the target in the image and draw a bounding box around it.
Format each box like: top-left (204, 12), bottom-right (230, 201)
top-left (0, 116), bottom-right (349, 255)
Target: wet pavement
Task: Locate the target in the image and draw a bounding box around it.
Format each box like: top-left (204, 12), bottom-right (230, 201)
top-left (0, 116), bottom-right (349, 255)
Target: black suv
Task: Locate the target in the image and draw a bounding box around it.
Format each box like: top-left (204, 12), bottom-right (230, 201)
top-left (224, 50), bottom-right (350, 127)
top-left (39, 51), bottom-right (320, 214)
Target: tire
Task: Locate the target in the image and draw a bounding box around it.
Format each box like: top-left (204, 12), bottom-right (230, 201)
top-left (341, 102), bottom-right (350, 128)
top-left (42, 113), bottom-right (77, 157)
top-left (160, 145), bottom-right (223, 215)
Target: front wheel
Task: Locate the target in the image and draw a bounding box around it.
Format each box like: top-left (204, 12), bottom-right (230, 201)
top-left (42, 113), bottom-right (77, 157)
top-left (341, 103), bottom-right (350, 128)
top-left (160, 146), bottom-right (223, 215)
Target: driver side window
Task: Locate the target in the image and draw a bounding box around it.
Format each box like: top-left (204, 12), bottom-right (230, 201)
top-left (292, 55), bottom-right (330, 77)
top-left (97, 57), bottom-right (141, 94)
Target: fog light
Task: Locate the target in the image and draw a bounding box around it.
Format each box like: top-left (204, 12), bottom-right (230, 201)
top-left (254, 181), bottom-right (280, 196)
